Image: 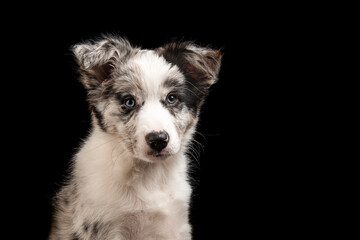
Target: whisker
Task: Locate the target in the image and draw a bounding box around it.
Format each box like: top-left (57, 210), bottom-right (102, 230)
top-left (193, 131), bottom-right (208, 144)
top-left (187, 149), bottom-right (200, 168)
top-left (182, 87), bottom-right (201, 98)
top-left (186, 135), bottom-right (206, 169)
top-left (185, 81), bottom-right (207, 95)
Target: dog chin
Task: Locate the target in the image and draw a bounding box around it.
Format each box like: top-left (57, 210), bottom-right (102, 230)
top-left (136, 149), bottom-right (175, 163)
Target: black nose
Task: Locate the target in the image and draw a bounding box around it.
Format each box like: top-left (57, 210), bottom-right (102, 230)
top-left (145, 131), bottom-right (169, 152)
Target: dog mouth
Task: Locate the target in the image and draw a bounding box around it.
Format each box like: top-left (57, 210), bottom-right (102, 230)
top-left (142, 147), bottom-right (175, 161)
top-left (147, 150), bottom-right (172, 159)
top-left (134, 144), bottom-right (176, 162)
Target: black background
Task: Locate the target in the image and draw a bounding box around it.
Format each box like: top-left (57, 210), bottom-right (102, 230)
top-left (3, 5), bottom-right (309, 239)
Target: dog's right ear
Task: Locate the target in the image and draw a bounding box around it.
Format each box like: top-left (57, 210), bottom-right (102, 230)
top-left (72, 36), bottom-right (135, 89)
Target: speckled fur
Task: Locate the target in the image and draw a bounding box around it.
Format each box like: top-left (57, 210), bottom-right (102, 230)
top-left (49, 35), bottom-right (221, 240)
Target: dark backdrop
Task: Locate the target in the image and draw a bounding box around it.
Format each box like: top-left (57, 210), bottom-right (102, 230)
top-left (3, 7), bottom-right (303, 239)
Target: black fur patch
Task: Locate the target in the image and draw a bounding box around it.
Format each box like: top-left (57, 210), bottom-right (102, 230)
top-left (72, 232), bottom-right (81, 240)
top-left (163, 77), bottom-right (184, 89)
top-left (163, 81), bottom-right (204, 116)
top-left (90, 105), bottom-right (107, 132)
top-left (157, 42), bottom-right (219, 114)
top-left (183, 80), bottom-right (208, 114)
top-left (83, 221), bottom-right (90, 232)
top-left (93, 222), bottom-right (100, 235)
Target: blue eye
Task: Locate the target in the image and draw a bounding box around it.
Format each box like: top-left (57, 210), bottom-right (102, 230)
top-left (124, 97), bottom-right (136, 108)
top-left (167, 94), bottom-right (177, 105)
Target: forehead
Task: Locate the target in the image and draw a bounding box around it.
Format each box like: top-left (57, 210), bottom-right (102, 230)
top-left (117, 50), bottom-right (184, 93)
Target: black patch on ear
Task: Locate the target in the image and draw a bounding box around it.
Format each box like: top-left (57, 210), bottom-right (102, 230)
top-left (159, 42), bottom-right (195, 78)
top-left (158, 42), bottom-right (221, 86)
top-left (157, 42), bottom-right (221, 113)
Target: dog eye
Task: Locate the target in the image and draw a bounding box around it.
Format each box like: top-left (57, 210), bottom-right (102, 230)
top-left (124, 97), bottom-right (136, 108)
top-left (167, 94), bottom-right (178, 105)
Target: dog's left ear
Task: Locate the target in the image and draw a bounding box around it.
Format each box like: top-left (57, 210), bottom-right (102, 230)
top-left (157, 42), bottom-right (222, 88)
top-left (72, 36), bottom-right (135, 89)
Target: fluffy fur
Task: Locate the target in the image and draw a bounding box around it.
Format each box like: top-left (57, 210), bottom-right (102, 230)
top-left (49, 35), bottom-right (222, 240)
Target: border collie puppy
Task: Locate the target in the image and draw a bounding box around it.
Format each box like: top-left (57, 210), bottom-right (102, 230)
top-left (49, 35), bottom-right (222, 240)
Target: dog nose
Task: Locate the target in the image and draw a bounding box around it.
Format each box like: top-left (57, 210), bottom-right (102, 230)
top-left (145, 131), bottom-right (169, 152)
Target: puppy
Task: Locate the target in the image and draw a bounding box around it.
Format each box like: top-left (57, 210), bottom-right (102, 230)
top-left (49, 35), bottom-right (222, 240)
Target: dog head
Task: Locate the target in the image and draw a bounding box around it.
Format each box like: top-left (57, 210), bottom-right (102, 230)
top-left (72, 35), bottom-right (221, 162)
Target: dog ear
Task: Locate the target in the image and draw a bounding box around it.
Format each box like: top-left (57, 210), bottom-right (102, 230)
top-left (72, 36), bottom-right (134, 89)
top-left (158, 42), bottom-right (222, 88)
